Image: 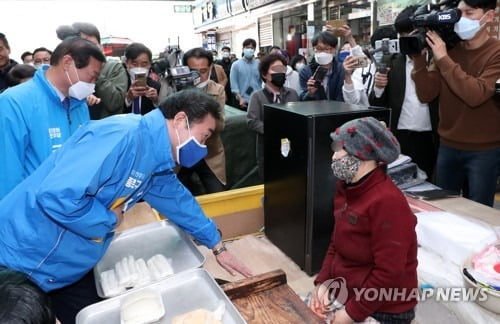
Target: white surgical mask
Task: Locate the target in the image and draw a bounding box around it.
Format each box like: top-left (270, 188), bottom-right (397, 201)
top-left (243, 48), bottom-right (255, 58)
top-left (315, 52), bottom-right (334, 65)
top-left (66, 64), bottom-right (95, 101)
top-left (454, 14), bottom-right (486, 40)
top-left (295, 63), bottom-right (305, 71)
top-left (222, 52), bottom-right (230, 58)
top-left (196, 79), bottom-right (209, 89)
top-left (128, 67), bottom-right (149, 81)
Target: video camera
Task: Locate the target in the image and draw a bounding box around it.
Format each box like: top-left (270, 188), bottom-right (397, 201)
top-left (169, 66), bottom-right (201, 91)
top-left (399, 0), bottom-right (462, 55)
top-left (151, 58), bottom-right (170, 78)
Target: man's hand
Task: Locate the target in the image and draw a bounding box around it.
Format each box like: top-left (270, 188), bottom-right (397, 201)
top-left (86, 94), bottom-right (101, 106)
top-left (214, 248), bottom-right (253, 277)
top-left (127, 81), bottom-right (148, 101)
top-left (374, 70), bottom-right (390, 89)
top-left (111, 206), bottom-right (124, 229)
top-left (426, 30), bottom-right (447, 61)
top-left (325, 24), bottom-right (356, 46)
top-left (238, 96), bottom-right (248, 109)
top-left (144, 86), bottom-right (159, 103)
top-left (307, 77), bottom-right (319, 96)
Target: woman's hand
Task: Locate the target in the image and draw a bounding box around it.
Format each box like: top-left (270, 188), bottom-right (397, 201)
top-left (331, 309), bottom-right (354, 324)
top-left (310, 284), bottom-right (332, 320)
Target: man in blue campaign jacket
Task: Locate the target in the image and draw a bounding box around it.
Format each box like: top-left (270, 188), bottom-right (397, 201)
top-left (0, 89), bottom-right (251, 322)
top-left (0, 37), bottom-right (105, 200)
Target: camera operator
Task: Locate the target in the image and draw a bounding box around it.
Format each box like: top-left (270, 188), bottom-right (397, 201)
top-left (412, 0), bottom-right (500, 207)
top-left (151, 57), bottom-right (176, 102)
top-left (177, 47), bottom-right (227, 194)
top-left (369, 6), bottom-right (439, 180)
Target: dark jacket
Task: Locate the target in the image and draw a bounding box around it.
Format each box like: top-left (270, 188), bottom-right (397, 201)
top-left (368, 54), bottom-right (439, 134)
top-left (0, 59), bottom-right (18, 92)
top-left (216, 58), bottom-right (234, 105)
top-left (123, 74), bottom-right (161, 115)
top-left (299, 59), bottom-right (344, 101)
top-left (90, 61), bottom-right (129, 120)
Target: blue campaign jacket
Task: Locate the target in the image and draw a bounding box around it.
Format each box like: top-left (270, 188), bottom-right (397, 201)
top-left (0, 66), bottom-right (90, 199)
top-left (0, 109), bottom-right (220, 292)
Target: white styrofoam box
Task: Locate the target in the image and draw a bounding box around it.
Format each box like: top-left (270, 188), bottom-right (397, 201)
top-left (416, 211), bottom-right (496, 266)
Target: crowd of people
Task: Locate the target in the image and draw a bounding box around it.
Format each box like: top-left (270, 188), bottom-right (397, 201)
top-left (0, 0), bottom-right (498, 323)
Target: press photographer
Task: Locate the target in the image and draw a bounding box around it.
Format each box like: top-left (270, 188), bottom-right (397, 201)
top-left (399, 0), bottom-right (462, 55)
top-left (369, 6), bottom-right (440, 180)
top-left (411, 0), bottom-right (500, 207)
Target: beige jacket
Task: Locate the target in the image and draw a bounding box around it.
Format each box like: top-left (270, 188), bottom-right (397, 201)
top-left (205, 80), bottom-right (227, 184)
top-left (212, 64), bottom-right (228, 87)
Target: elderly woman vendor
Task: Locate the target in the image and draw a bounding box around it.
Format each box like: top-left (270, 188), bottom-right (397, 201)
top-left (310, 117), bottom-right (418, 324)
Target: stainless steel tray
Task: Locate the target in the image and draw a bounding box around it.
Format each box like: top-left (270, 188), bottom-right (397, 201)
top-left (78, 268), bottom-right (246, 324)
top-left (94, 220), bottom-right (205, 298)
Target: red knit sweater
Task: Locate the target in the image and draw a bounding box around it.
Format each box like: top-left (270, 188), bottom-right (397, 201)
top-left (315, 167), bottom-right (418, 321)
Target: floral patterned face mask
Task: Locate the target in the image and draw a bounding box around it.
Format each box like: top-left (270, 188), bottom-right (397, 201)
top-left (331, 154), bottom-right (361, 183)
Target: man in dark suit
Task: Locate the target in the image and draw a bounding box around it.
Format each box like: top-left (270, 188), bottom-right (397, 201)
top-left (369, 6), bottom-right (439, 179)
top-left (123, 43), bottom-right (161, 115)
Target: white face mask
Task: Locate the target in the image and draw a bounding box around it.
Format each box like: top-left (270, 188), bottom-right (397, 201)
top-left (222, 52), bottom-right (230, 58)
top-left (454, 14), bottom-right (486, 40)
top-left (66, 64), bottom-right (95, 101)
top-left (196, 79), bottom-right (209, 89)
top-left (315, 52), bottom-right (334, 65)
top-left (243, 48), bottom-right (255, 58)
top-left (295, 63), bottom-right (305, 71)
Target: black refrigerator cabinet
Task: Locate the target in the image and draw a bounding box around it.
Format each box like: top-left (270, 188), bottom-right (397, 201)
top-left (263, 100), bottom-right (391, 275)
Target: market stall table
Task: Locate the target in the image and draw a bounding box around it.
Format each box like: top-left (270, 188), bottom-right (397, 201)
top-left (221, 269), bottom-right (323, 324)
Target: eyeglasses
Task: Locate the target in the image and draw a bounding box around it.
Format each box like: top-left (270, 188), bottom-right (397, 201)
top-left (34, 58), bottom-right (51, 65)
top-left (270, 66), bottom-right (287, 74)
top-left (314, 46), bottom-right (334, 53)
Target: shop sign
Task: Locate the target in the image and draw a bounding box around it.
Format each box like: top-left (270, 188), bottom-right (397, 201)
top-left (247, 0), bottom-right (279, 10)
top-left (377, 0), bottom-right (427, 26)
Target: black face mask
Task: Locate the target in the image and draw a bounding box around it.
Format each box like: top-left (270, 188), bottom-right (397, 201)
top-left (270, 73), bottom-right (286, 88)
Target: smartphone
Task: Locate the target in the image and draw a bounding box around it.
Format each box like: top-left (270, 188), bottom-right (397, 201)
top-left (134, 72), bottom-right (147, 87)
top-left (326, 19), bottom-right (347, 37)
top-left (353, 56), bottom-right (369, 69)
top-left (312, 66), bottom-right (328, 87)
